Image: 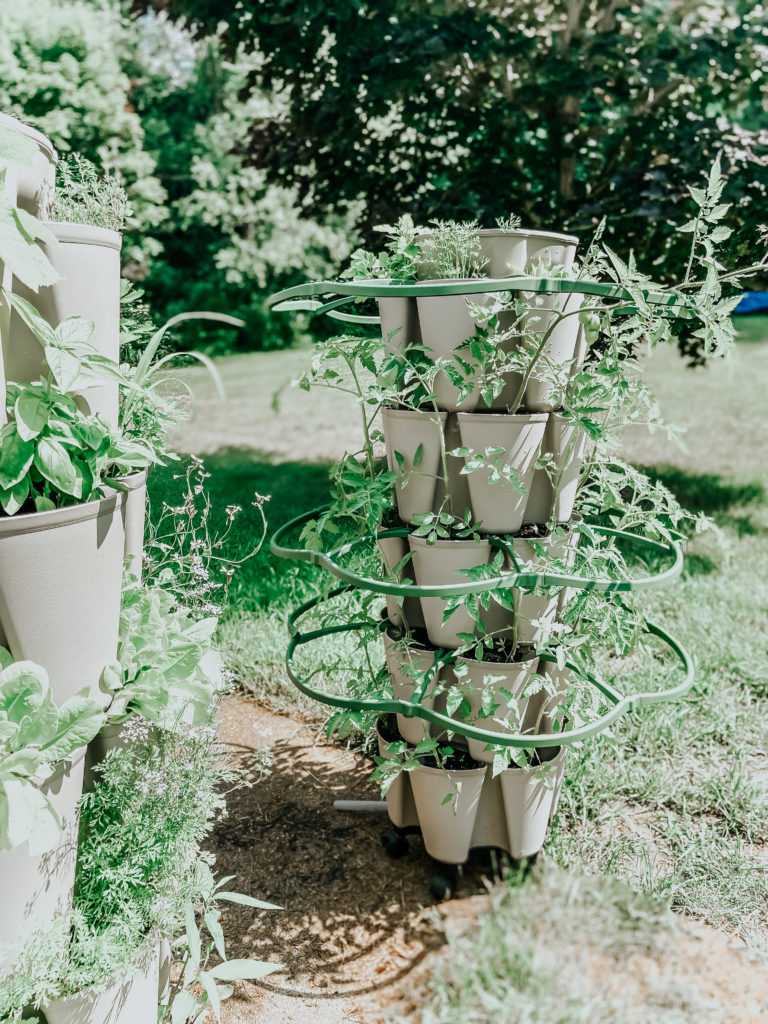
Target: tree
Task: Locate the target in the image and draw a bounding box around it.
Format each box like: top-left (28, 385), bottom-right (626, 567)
top-left (152, 0), bottom-right (768, 281)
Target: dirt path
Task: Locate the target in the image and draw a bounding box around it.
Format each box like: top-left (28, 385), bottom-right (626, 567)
top-left (209, 696), bottom-right (768, 1024)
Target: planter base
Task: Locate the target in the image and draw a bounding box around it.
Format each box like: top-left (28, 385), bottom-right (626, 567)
top-left (384, 747), bottom-right (566, 863)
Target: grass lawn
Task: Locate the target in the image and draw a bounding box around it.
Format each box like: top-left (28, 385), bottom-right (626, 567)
top-left (150, 316), bottom-right (768, 1013)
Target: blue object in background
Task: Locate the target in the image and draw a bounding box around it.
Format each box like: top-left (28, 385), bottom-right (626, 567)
top-left (735, 292), bottom-right (768, 314)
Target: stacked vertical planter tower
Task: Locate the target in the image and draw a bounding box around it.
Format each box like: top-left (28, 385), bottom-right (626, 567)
top-left (1, 112), bottom-right (277, 1023)
top-left (268, 220), bottom-right (696, 879)
top-left (0, 114), bottom-right (155, 1017)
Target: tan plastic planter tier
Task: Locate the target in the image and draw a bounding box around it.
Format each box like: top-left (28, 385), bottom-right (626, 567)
top-left (377, 535), bottom-right (425, 629)
top-left (43, 939), bottom-right (160, 1024)
top-left (377, 295), bottom-right (420, 358)
top-left (0, 488), bottom-right (128, 708)
top-left (524, 412), bottom-right (589, 525)
top-left (520, 294), bottom-right (585, 412)
top-left (0, 748), bottom-right (86, 975)
top-left (457, 412), bottom-right (548, 534)
top-left (7, 222), bottom-right (122, 427)
top-left (382, 629), bottom-right (442, 745)
top-left (381, 407), bottom-right (447, 524)
top-left (476, 228), bottom-right (578, 279)
top-left (456, 649), bottom-right (540, 763)
top-left (415, 283), bottom-right (494, 411)
top-left (0, 112), bottom-right (57, 218)
top-left (408, 534), bottom-right (492, 648)
top-left (409, 759), bottom-right (487, 862)
top-left (382, 739), bottom-right (567, 863)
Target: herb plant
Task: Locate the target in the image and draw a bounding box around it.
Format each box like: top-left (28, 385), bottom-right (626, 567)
top-left (0, 648), bottom-right (103, 854)
top-left (101, 576), bottom-right (223, 730)
top-left (0, 729), bottom-right (277, 1023)
top-left (48, 154), bottom-right (131, 232)
top-left (417, 219), bottom-right (487, 279)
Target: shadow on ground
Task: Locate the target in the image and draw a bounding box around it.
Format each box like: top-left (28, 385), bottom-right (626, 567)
top-left (644, 464), bottom-right (768, 538)
top-left (209, 698), bottom-right (497, 1014)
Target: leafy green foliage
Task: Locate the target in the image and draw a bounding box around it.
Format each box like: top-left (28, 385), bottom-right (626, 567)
top-left (166, 876), bottom-right (280, 1024)
top-left (102, 576), bottom-right (223, 730)
top-left (291, 191), bottom-right (745, 772)
top-left (125, 16), bottom-right (358, 350)
top-left (0, 126), bottom-right (58, 290)
top-left (0, 0), bottom-right (166, 268)
top-left (0, 648), bottom-right (103, 854)
top-left (0, 727), bottom-right (276, 1020)
top-left (49, 154), bottom-right (131, 232)
top-left (0, 300), bottom-right (158, 515)
top-left (164, 0), bottom-right (768, 338)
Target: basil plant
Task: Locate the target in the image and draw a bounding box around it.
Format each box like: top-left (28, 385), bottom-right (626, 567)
top-left (101, 579), bottom-right (223, 732)
top-left (0, 648), bottom-right (103, 854)
top-left (0, 295), bottom-right (160, 517)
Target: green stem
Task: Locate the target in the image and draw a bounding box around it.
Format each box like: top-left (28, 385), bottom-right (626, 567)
top-left (505, 302), bottom-right (603, 414)
top-left (683, 214), bottom-right (701, 286)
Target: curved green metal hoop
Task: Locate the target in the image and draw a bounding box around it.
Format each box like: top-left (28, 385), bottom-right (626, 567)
top-left (270, 508), bottom-right (684, 598)
top-left (267, 276), bottom-right (695, 323)
top-left (285, 585), bottom-right (695, 750)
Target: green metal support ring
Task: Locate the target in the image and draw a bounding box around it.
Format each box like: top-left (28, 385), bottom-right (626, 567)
top-left (284, 584), bottom-right (695, 750)
top-left (266, 276), bottom-right (696, 324)
top-left (270, 508), bottom-right (684, 599)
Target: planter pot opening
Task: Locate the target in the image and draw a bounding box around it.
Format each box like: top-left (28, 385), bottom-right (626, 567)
top-left (383, 628), bottom-right (445, 744)
top-left (7, 222), bottom-right (122, 428)
top-left (377, 533), bottom-right (425, 629)
top-left (454, 648), bottom-right (539, 763)
top-left (409, 754), bottom-right (487, 863)
top-left (524, 413), bottom-right (589, 525)
top-left (415, 284), bottom-right (493, 411)
top-left (0, 489), bottom-right (127, 708)
top-left (381, 407), bottom-right (447, 523)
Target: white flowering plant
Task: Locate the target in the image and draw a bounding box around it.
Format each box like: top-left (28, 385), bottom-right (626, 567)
top-left (145, 455), bottom-right (269, 617)
top-left (1, 729), bottom-right (278, 1023)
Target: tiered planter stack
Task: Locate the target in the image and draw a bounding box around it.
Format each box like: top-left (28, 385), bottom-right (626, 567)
top-left (0, 115), bottom-right (154, 1020)
top-left (374, 230), bottom-right (582, 863)
top-left (267, 239), bottom-right (696, 881)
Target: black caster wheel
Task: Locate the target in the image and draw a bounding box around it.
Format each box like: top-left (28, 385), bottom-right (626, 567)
top-left (381, 828), bottom-right (410, 858)
top-left (429, 867), bottom-right (458, 901)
